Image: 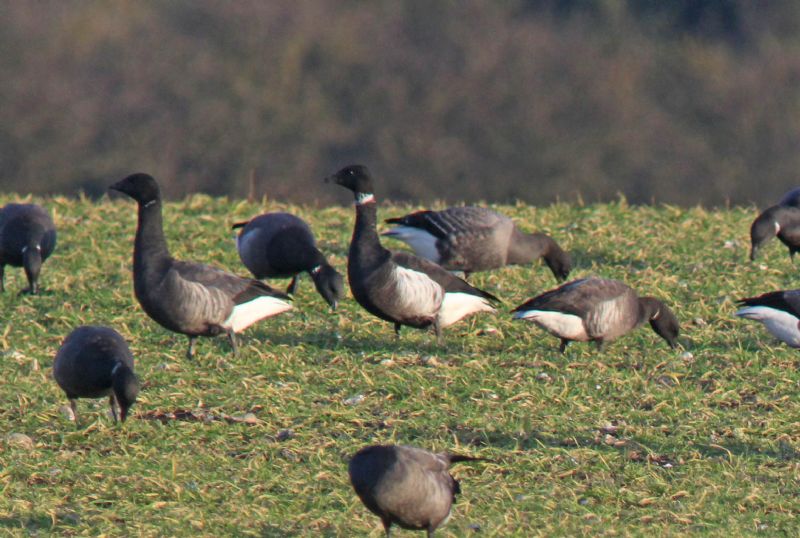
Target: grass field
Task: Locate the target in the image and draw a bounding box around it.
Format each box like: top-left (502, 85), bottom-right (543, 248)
top-left (1, 194), bottom-right (798, 536)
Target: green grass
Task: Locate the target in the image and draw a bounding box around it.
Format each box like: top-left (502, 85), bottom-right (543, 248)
top-left (1, 194), bottom-right (799, 536)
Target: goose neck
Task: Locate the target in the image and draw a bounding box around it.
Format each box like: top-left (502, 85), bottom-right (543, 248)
top-left (133, 200), bottom-right (170, 270)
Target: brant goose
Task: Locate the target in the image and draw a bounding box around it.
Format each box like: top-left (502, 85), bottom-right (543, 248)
top-left (349, 444), bottom-right (483, 537)
top-left (0, 203), bottom-right (56, 294)
top-left (232, 212), bottom-right (343, 309)
top-left (110, 173), bottom-right (292, 359)
top-left (53, 326), bottom-right (140, 423)
top-left (749, 188), bottom-right (800, 261)
top-left (383, 206), bottom-right (571, 282)
top-left (512, 277), bottom-right (679, 352)
top-left (326, 165), bottom-right (499, 342)
top-left (736, 290), bottom-right (800, 347)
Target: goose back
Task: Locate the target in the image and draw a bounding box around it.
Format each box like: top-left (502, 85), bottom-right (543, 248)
top-left (0, 203), bottom-right (57, 265)
top-left (53, 326), bottom-right (134, 399)
top-left (349, 445), bottom-right (461, 534)
top-left (235, 213), bottom-right (324, 278)
top-left (385, 207), bottom-right (513, 271)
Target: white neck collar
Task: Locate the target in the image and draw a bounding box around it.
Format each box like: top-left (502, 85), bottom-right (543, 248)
top-left (355, 193), bottom-right (375, 205)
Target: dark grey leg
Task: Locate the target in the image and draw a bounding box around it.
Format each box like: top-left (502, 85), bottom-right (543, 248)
top-left (559, 339), bottom-right (569, 353)
top-left (109, 395), bottom-right (119, 423)
top-left (287, 275), bottom-right (299, 295)
top-left (69, 398), bottom-right (79, 426)
top-left (228, 331), bottom-right (239, 356)
top-left (394, 323), bottom-right (402, 338)
top-left (0, 264), bottom-right (4, 292)
top-left (186, 336), bottom-right (197, 360)
top-left (433, 321), bottom-right (444, 346)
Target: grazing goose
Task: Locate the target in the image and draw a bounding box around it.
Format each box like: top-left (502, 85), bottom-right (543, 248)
top-left (53, 326), bottom-right (140, 423)
top-left (326, 165), bottom-right (499, 343)
top-left (512, 277), bottom-right (679, 352)
top-left (736, 290), bottom-right (800, 347)
top-left (749, 188), bottom-right (800, 261)
top-left (383, 206), bottom-right (571, 282)
top-left (0, 203), bottom-right (57, 294)
top-left (349, 444), bottom-right (483, 537)
top-left (232, 212), bottom-right (344, 309)
top-left (110, 173), bottom-right (292, 359)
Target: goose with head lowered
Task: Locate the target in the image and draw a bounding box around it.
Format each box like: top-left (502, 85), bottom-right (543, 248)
top-left (735, 289), bottom-right (800, 348)
top-left (53, 325), bottom-right (140, 424)
top-left (349, 444), bottom-right (485, 537)
top-left (232, 212), bottom-right (343, 309)
top-left (383, 206), bottom-right (571, 282)
top-left (512, 277), bottom-right (680, 352)
top-left (110, 173), bottom-right (292, 359)
top-left (749, 187), bottom-right (800, 262)
top-left (326, 165), bottom-right (500, 343)
top-left (0, 203), bottom-right (57, 294)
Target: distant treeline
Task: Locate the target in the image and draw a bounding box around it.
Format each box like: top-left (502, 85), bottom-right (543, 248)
top-left (2, 1), bottom-right (800, 206)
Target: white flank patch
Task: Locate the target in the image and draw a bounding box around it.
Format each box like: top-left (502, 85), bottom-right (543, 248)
top-left (224, 296), bottom-right (293, 333)
top-left (512, 310), bottom-right (588, 341)
top-left (775, 221), bottom-right (781, 234)
top-left (383, 226), bottom-right (441, 263)
top-left (736, 306), bottom-right (800, 347)
top-left (391, 265), bottom-right (443, 318)
top-left (438, 292), bottom-right (494, 328)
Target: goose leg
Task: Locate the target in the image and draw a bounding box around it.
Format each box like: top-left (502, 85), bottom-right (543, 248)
top-left (69, 398), bottom-right (79, 426)
top-left (381, 519), bottom-right (392, 537)
top-left (186, 336), bottom-right (197, 360)
top-left (594, 340), bottom-right (605, 352)
top-left (433, 320), bottom-right (444, 346)
top-left (109, 395), bottom-right (119, 423)
top-left (287, 275), bottom-right (299, 295)
top-left (0, 264), bottom-right (4, 292)
top-left (559, 339), bottom-right (569, 353)
top-left (228, 331), bottom-right (239, 356)
top-left (394, 323), bottom-right (402, 338)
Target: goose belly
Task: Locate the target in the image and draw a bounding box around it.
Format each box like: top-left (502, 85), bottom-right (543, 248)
top-left (736, 306), bottom-right (800, 347)
top-left (354, 265), bottom-right (443, 327)
top-left (512, 309), bottom-right (588, 341)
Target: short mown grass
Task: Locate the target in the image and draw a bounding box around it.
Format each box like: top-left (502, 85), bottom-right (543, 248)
top-left (0, 194), bottom-right (798, 536)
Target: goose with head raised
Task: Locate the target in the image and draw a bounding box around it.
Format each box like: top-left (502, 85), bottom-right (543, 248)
top-left (110, 173), bottom-right (292, 359)
top-left (326, 165), bottom-right (499, 343)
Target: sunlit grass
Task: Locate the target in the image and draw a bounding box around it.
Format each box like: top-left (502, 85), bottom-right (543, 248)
top-left (0, 195), bottom-right (798, 536)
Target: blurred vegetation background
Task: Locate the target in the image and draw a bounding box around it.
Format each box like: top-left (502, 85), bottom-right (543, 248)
top-left (2, 0), bottom-right (799, 206)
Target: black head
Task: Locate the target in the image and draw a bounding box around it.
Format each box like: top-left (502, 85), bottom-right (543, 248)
top-left (111, 364), bottom-right (140, 422)
top-left (325, 165), bottom-right (375, 196)
top-left (110, 173), bottom-right (162, 206)
top-left (640, 297), bottom-right (680, 349)
top-left (311, 264), bottom-right (344, 310)
top-left (749, 207), bottom-right (779, 261)
top-left (544, 247), bottom-right (572, 283)
top-left (22, 243), bottom-right (43, 294)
